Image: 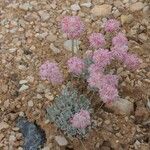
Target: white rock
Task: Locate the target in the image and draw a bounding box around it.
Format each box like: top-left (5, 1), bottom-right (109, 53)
top-left (38, 10), bottom-right (50, 21)
top-left (19, 3), bottom-right (33, 11)
top-left (106, 98), bottom-right (134, 115)
top-left (55, 136), bottom-right (68, 146)
top-left (9, 48), bottom-right (17, 53)
top-left (71, 4), bottom-right (80, 11)
top-left (19, 80), bottom-right (28, 84)
top-left (19, 85), bottom-right (29, 92)
top-left (28, 100), bottom-right (34, 107)
top-left (91, 4), bottom-right (112, 17)
top-left (4, 99), bottom-right (9, 108)
top-left (0, 122), bottom-right (9, 130)
top-left (81, 2), bottom-right (92, 8)
top-left (130, 2), bottom-right (144, 12)
top-left (50, 43), bottom-right (61, 54)
top-left (64, 40), bottom-right (81, 54)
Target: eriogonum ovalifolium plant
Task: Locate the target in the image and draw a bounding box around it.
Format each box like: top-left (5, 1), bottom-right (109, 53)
top-left (40, 16), bottom-right (142, 137)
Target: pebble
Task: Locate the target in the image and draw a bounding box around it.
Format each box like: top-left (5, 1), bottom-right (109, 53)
top-left (64, 40), bottom-right (81, 54)
top-left (138, 33), bottom-right (148, 42)
top-left (45, 93), bottom-right (54, 101)
top-left (38, 10), bottom-right (50, 21)
top-left (19, 84), bottom-right (29, 92)
top-left (0, 134), bottom-right (4, 141)
top-left (4, 99), bottom-right (9, 108)
top-left (71, 4), bottom-right (80, 11)
top-left (28, 100), bottom-right (34, 107)
top-left (106, 98), bottom-right (134, 115)
top-left (50, 43), bottom-right (61, 54)
top-left (0, 122), bottom-right (9, 131)
top-left (130, 2), bottom-right (144, 12)
top-left (19, 80), bottom-right (28, 84)
top-left (91, 4), bottom-right (112, 17)
top-left (19, 3), bottom-right (33, 11)
top-left (121, 14), bottom-right (133, 25)
top-left (55, 136), bottom-right (68, 146)
top-left (81, 2), bottom-right (92, 8)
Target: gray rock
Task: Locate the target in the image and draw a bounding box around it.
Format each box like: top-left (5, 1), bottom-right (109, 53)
top-left (71, 4), bottom-right (80, 11)
top-left (130, 2), bottom-right (144, 12)
top-left (16, 117), bottom-right (46, 150)
top-left (64, 40), bottom-right (81, 54)
top-left (81, 2), bottom-right (92, 8)
top-left (38, 10), bottom-right (50, 21)
top-left (19, 84), bottom-right (29, 92)
top-left (50, 43), bottom-right (61, 54)
top-left (106, 98), bottom-right (134, 115)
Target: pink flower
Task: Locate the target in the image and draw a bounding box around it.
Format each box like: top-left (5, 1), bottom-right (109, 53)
top-left (70, 109), bottom-right (91, 129)
top-left (39, 61), bottom-right (64, 85)
top-left (101, 74), bottom-right (119, 88)
top-left (87, 72), bottom-right (103, 88)
top-left (67, 57), bottom-right (85, 75)
top-left (99, 85), bottom-right (119, 103)
top-left (88, 33), bottom-right (106, 48)
top-left (111, 46), bottom-right (128, 62)
top-left (124, 54), bottom-right (141, 70)
top-left (112, 32), bottom-right (128, 47)
top-left (60, 16), bottom-right (84, 39)
top-left (93, 49), bottom-right (112, 68)
top-left (104, 19), bottom-right (120, 32)
top-left (88, 64), bottom-right (104, 74)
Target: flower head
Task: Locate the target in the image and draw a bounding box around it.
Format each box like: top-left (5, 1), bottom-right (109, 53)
top-left (124, 54), bottom-right (141, 70)
top-left (93, 49), bottom-right (112, 68)
top-left (39, 61), bottom-right (63, 85)
top-left (70, 109), bottom-right (91, 129)
top-left (88, 33), bottom-right (106, 48)
top-left (60, 16), bottom-right (84, 39)
top-left (111, 46), bottom-right (128, 62)
top-left (112, 32), bottom-right (128, 47)
top-left (67, 57), bottom-right (85, 75)
top-left (99, 85), bottom-right (119, 103)
top-left (87, 72), bottom-right (103, 88)
top-left (104, 19), bottom-right (120, 32)
top-left (101, 74), bottom-right (119, 88)
top-left (88, 64), bottom-right (104, 74)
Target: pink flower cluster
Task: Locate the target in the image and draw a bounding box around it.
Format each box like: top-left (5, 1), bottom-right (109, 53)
top-left (124, 54), bottom-right (141, 70)
top-left (67, 57), bottom-right (85, 75)
top-left (39, 61), bottom-right (63, 85)
top-left (93, 49), bottom-right (112, 68)
top-left (112, 32), bottom-right (128, 47)
top-left (70, 109), bottom-right (91, 129)
top-left (60, 16), bottom-right (84, 39)
top-left (89, 33), bottom-right (106, 48)
top-left (104, 19), bottom-right (120, 32)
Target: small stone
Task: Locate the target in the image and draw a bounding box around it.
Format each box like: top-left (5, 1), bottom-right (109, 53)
top-left (19, 3), bottom-right (33, 11)
top-left (106, 98), bottom-right (134, 115)
top-left (0, 122), bottom-right (9, 130)
top-left (81, 2), bottom-right (92, 8)
top-left (38, 10), bottom-right (50, 21)
top-left (50, 43), bottom-right (61, 54)
top-left (138, 33), bottom-right (148, 42)
top-left (4, 99), bottom-right (9, 108)
top-left (47, 34), bottom-right (57, 42)
top-left (37, 94), bottom-right (42, 99)
top-left (130, 2), bottom-right (144, 12)
top-left (0, 134), bottom-right (4, 141)
top-left (91, 5), bottom-right (112, 17)
top-left (104, 120), bottom-right (110, 125)
top-left (55, 136), bottom-right (68, 146)
top-left (19, 85), bottom-right (29, 92)
top-left (26, 76), bottom-right (34, 83)
top-left (19, 80), bottom-right (28, 84)
top-left (9, 48), bottom-right (17, 53)
top-left (121, 14), bottom-right (133, 25)
top-left (71, 4), bottom-right (80, 11)
top-left (147, 99), bottom-right (150, 110)
top-left (28, 100), bottom-right (34, 107)
top-left (64, 40), bottom-right (81, 54)
top-left (45, 93), bottom-right (54, 101)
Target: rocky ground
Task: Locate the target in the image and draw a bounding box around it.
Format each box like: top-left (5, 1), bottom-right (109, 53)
top-left (0, 0), bottom-right (150, 150)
